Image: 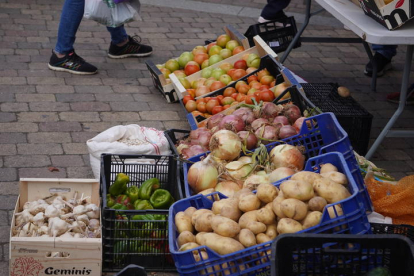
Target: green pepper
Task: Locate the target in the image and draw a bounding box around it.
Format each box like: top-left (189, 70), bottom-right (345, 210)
top-left (134, 200), bottom-right (153, 210)
top-left (112, 203), bottom-right (128, 210)
top-left (109, 173), bottom-right (130, 197)
top-left (126, 186), bottom-right (140, 203)
top-left (107, 194), bottom-right (116, 208)
top-left (138, 178), bottom-right (160, 200)
top-left (150, 189), bottom-right (174, 209)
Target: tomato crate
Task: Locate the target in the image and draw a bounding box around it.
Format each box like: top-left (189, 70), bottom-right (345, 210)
top-left (169, 152), bottom-right (371, 276)
top-left (100, 154), bottom-right (182, 273)
top-left (301, 82), bottom-right (373, 156)
top-left (271, 233), bottom-right (414, 275)
top-left (182, 112), bottom-right (373, 214)
top-left (244, 16), bottom-right (301, 54)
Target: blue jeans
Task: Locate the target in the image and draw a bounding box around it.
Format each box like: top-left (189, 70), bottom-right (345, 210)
top-left (372, 44), bottom-right (397, 60)
top-left (260, 0), bottom-right (291, 20)
top-left (55, 0), bottom-right (128, 54)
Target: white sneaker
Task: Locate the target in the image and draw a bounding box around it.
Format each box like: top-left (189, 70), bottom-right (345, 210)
top-left (258, 16), bottom-right (270, 23)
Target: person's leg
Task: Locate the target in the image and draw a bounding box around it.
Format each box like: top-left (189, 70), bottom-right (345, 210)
top-left (364, 44), bottom-right (397, 77)
top-left (259, 0), bottom-right (290, 22)
top-left (107, 25), bottom-right (152, 59)
top-left (106, 25), bottom-right (128, 46)
top-left (372, 44), bottom-right (397, 60)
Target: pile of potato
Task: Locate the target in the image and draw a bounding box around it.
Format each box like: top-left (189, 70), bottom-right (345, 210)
top-left (174, 163), bottom-right (352, 261)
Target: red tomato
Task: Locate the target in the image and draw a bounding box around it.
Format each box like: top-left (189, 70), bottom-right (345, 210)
top-left (192, 110), bottom-right (203, 117)
top-left (236, 93), bottom-right (246, 102)
top-left (260, 90), bottom-right (275, 102)
top-left (216, 95), bottom-right (224, 103)
top-left (185, 100), bottom-right (197, 112)
top-left (245, 95), bottom-right (259, 105)
top-left (186, 89), bottom-right (196, 98)
top-left (212, 105), bottom-right (224, 115)
top-left (223, 104), bottom-right (231, 110)
top-left (221, 96), bottom-right (235, 105)
top-left (196, 98), bottom-right (206, 104)
top-left (183, 95), bottom-right (194, 105)
top-left (206, 99), bottom-right (220, 114)
top-left (231, 93), bottom-right (238, 100)
top-left (223, 87), bottom-right (236, 97)
top-left (197, 102), bottom-right (207, 113)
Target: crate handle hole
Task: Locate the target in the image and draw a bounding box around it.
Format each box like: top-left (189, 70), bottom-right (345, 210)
top-left (46, 252), bottom-right (70, 258)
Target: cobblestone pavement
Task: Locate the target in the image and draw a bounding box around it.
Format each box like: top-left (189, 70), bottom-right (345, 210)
top-left (1, 0), bottom-right (414, 274)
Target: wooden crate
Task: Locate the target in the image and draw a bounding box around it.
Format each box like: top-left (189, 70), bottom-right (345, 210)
top-left (145, 25), bottom-right (250, 103)
top-left (9, 178), bottom-right (102, 276)
top-left (170, 35), bottom-right (278, 101)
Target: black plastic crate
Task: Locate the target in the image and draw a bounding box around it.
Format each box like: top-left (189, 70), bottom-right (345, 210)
top-left (271, 233), bottom-right (414, 276)
top-left (371, 223), bottom-right (414, 242)
top-left (244, 16), bottom-right (301, 54)
top-left (301, 83), bottom-right (373, 155)
top-left (100, 154), bottom-right (182, 273)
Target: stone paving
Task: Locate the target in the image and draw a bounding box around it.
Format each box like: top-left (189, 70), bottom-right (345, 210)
top-left (1, 0), bottom-right (414, 274)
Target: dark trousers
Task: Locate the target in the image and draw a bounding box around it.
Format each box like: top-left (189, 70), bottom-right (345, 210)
top-left (260, 0), bottom-right (291, 20)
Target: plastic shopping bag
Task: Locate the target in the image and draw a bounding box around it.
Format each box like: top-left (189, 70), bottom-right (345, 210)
top-left (84, 0), bottom-right (141, 28)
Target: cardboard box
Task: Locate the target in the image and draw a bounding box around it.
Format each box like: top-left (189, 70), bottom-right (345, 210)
top-left (359, 0), bottom-right (414, 30)
top-left (9, 178), bottom-right (102, 276)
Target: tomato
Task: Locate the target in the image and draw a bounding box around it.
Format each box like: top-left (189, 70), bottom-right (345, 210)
top-left (223, 87), bottom-right (236, 97)
top-left (185, 100), bottom-right (197, 112)
top-left (197, 102), bottom-right (207, 113)
top-left (186, 89), bottom-right (196, 98)
top-left (196, 98), bottom-right (206, 104)
top-left (247, 75), bottom-right (258, 84)
top-left (260, 90), bottom-right (275, 102)
top-left (191, 110), bottom-right (203, 117)
top-left (231, 93), bottom-right (238, 100)
top-left (221, 97), bottom-right (235, 106)
top-left (231, 101), bottom-right (239, 106)
top-left (245, 95), bottom-right (260, 105)
top-left (206, 99), bottom-right (220, 114)
top-left (216, 95), bottom-right (224, 103)
top-left (236, 93), bottom-right (246, 102)
top-left (183, 95), bottom-right (194, 105)
top-left (212, 105), bottom-right (224, 115)
top-left (223, 105), bottom-right (231, 110)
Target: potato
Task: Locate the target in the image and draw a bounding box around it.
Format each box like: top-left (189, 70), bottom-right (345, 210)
top-left (179, 242), bottom-right (200, 252)
top-left (193, 250), bottom-right (208, 262)
top-left (195, 212), bottom-right (214, 232)
top-left (277, 218), bottom-right (303, 234)
top-left (246, 221), bottom-right (267, 234)
top-left (233, 188), bottom-right (253, 200)
top-left (212, 200), bottom-right (226, 215)
top-left (192, 209), bottom-right (212, 225)
top-left (301, 211), bottom-right (322, 229)
top-left (256, 207), bottom-right (276, 225)
top-left (256, 183), bottom-right (278, 203)
top-left (239, 194), bottom-right (261, 212)
top-left (308, 196), bottom-right (327, 212)
top-left (204, 233), bottom-right (245, 255)
top-left (264, 202), bottom-right (273, 211)
top-left (238, 229), bottom-right (256, 248)
top-left (321, 171), bottom-right (348, 185)
top-left (265, 223), bottom-right (278, 239)
top-left (195, 232), bottom-right (209, 245)
top-left (184, 206), bottom-right (197, 218)
top-left (280, 198), bottom-right (308, 221)
top-left (211, 215), bottom-right (240, 238)
top-left (272, 196), bottom-right (286, 218)
top-left (177, 231), bottom-right (195, 247)
top-left (313, 178), bottom-right (351, 203)
top-left (217, 198), bottom-right (242, 221)
top-left (256, 233), bottom-right (272, 244)
top-left (280, 179), bottom-right (314, 201)
top-left (290, 171), bottom-right (322, 185)
top-left (238, 211), bottom-right (257, 229)
top-left (320, 163), bottom-right (338, 174)
top-left (327, 204), bottom-right (344, 219)
top-left (175, 212), bottom-right (194, 233)
top-left (198, 188), bottom-right (219, 201)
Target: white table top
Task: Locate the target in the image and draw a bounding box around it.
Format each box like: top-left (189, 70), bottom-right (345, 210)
top-left (315, 0), bottom-right (414, 45)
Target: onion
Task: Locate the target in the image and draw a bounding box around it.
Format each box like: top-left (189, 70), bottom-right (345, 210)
top-left (232, 107), bottom-right (256, 125)
top-left (255, 125), bottom-right (280, 145)
top-left (219, 115), bottom-right (245, 133)
top-left (282, 104), bottom-right (302, 124)
top-left (237, 131), bottom-right (258, 150)
top-left (226, 161), bottom-right (254, 180)
top-left (182, 145), bottom-right (208, 159)
top-left (187, 154), bottom-right (218, 193)
top-left (189, 127), bottom-right (212, 147)
top-left (279, 125), bottom-right (298, 139)
top-left (209, 130), bottom-right (242, 161)
top-left (293, 117), bottom-right (306, 132)
top-left (251, 118), bottom-right (269, 131)
top-left (260, 102), bottom-right (283, 119)
top-left (176, 142), bottom-right (190, 154)
top-left (243, 174), bottom-right (270, 191)
top-left (238, 156), bottom-right (253, 164)
top-left (207, 113), bottom-right (225, 129)
top-left (272, 116), bottom-right (289, 126)
top-left (269, 167), bottom-right (295, 183)
top-left (215, 181), bottom-right (241, 198)
top-left (270, 144), bottom-right (305, 171)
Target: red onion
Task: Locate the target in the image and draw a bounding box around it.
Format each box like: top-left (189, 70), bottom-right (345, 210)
top-left (270, 144), bottom-right (305, 171)
top-left (232, 107), bottom-right (256, 125)
top-left (207, 113), bottom-right (225, 129)
top-left (237, 131), bottom-right (258, 150)
top-left (181, 145), bottom-right (208, 159)
top-left (260, 102), bottom-right (283, 119)
top-left (293, 117), bottom-right (306, 132)
top-left (282, 104), bottom-right (302, 124)
top-left (189, 127), bottom-right (212, 147)
top-left (251, 118), bottom-right (269, 131)
top-left (219, 115), bottom-right (245, 133)
top-left (209, 130), bottom-right (242, 161)
top-left (254, 125), bottom-right (280, 145)
top-left (272, 116), bottom-right (289, 126)
top-left (279, 125), bottom-right (298, 139)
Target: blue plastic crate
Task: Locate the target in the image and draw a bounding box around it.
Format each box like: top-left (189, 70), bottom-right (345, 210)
top-left (169, 152), bottom-right (371, 276)
top-left (182, 112), bottom-right (372, 214)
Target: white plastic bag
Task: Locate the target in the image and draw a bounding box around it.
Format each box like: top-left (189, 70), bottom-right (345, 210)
top-left (86, 125), bottom-right (171, 179)
top-left (84, 0), bottom-right (141, 28)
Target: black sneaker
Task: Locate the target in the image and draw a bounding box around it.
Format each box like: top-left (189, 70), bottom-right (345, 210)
top-left (48, 50), bottom-right (97, 75)
top-left (364, 52), bottom-right (392, 77)
top-left (108, 35), bottom-right (153, 59)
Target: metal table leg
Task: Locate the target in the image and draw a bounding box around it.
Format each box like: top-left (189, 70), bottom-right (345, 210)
top-left (365, 45), bottom-right (414, 160)
top-left (362, 42), bottom-right (377, 92)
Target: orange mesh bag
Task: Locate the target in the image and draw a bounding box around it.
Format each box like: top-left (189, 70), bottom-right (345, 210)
top-left (366, 175), bottom-right (414, 225)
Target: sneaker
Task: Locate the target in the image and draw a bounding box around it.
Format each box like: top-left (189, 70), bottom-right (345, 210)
top-left (364, 52), bottom-right (392, 77)
top-left (386, 84), bottom-right (414, 105)
top-left (108, 35), bottom-right (152, 59)
top-left (48, 50), bottom-right (97, 75)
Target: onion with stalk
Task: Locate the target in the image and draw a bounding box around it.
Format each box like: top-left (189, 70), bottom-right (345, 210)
top-left (225, 161), bottom-right (254, 181)
top-left (237, 131), bottom-right (258, 150)
top-left (251, 118), bottom-right (269, 131)
top-left (189, 127), bottom-right (212, 148)
top-left (260, 102), bottom-right (283, 119)
top-left (209, 130), bottom-right (242, 161)
top-left (293, 117), bottom-right (307, 132)
top-left (232, 107), bottom-right (256, 125)
top-left (255, 124), bottom-right (281, 145)
top-left (278, 125), bottom-right (297, 139)
top-left (219, 115), bottom-right (245, 133)
top-left (272, 116), bottom-right (289, 126)
top-left (215, 181), bottom-right (241, 198)
top-left (181, 145), bottom-right (208, 159)
top-left (207, 113), bottom-right (225, 129)
top-left (270, 144), bottom-right (305, 171)
top-left (282, 104), bottom-right (302, 124)
top-left (187, 154), bottom-right (219, 194)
